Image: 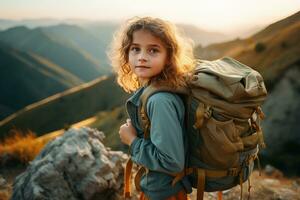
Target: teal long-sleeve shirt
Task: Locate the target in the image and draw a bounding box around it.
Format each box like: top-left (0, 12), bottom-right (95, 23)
top-left (125, 87), bottom-right (192, 200)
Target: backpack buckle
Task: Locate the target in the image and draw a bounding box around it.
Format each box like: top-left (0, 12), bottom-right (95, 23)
top-left (204, 106), bottom-right (212, 119)
top-left (140, 112), bottom-right (147, 121)
top-left (227, 168), bottom-right (240, 176)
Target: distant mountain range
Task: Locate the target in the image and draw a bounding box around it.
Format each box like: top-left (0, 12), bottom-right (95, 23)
top-left (0, 18), bottom-right (236, 46)
top-left (0, 26), bottom-right (110, 81)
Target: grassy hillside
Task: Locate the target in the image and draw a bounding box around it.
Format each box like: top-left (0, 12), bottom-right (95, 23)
top-left (195, 11), bottom-right (300, 89)
top-left (87, 106), bottom-right (128, 151)
top-left (234, 21), bottom-right (300, 87)
top-left (252, 11), bottom-right (300, 40)
top-left (0, 43), bottom-right (83, 120)
top-left (0, 75), bottom-right (129, 139)
top-left (0, 26), bottom-right (110, 82)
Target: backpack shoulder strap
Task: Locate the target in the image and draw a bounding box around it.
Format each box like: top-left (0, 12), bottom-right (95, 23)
top-left (139, 84), bottom-right (187, 139)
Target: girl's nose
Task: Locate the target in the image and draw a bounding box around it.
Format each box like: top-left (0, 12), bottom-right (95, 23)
top-left (138, 51), bottom-right (147, 63)
top-left (138, 57), bottom-right (147, 63)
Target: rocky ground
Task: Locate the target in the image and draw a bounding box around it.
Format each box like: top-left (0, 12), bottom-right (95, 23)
top-left (190, 170), bottom-right (300, 200)
top-left (0, 127), bottom-right (299, 200)
top-left (1, 165), bottom-right (299, 200)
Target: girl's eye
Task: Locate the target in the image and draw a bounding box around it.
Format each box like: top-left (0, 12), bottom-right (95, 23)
top-left (149, 48), bottom-right (159, 54)
top-left (130, 47), bottom-right (140, 52)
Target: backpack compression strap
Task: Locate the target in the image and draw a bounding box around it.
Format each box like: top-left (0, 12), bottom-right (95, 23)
top-left (170, 152), bottom-right (257, 200)
top-left (124, 157), bottom-right (133, 198)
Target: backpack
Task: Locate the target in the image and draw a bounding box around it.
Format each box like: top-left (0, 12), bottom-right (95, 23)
top-left (123, 57), bottom-right (268, 200)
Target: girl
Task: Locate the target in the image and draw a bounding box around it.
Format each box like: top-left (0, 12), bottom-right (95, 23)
top-left (109, 16), bottom-right (195, 200)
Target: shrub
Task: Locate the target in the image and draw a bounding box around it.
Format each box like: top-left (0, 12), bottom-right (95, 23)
top-left (281, 41), bottom-right (288, 48)
top-left (255, 42), bottom-right (266, 53)
top-left (0, 129), bottom-right (46, 164)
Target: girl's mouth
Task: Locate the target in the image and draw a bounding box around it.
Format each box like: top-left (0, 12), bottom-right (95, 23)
top-left (136, 66), bottom-right (150, 69)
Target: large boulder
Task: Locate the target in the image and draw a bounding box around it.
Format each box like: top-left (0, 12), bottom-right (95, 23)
top-left (261, 63), bottom-right (300, 176)
top-left (0, 175), bottom-right (11, 200)
top-left (11, 127), bottom-right (128, 200)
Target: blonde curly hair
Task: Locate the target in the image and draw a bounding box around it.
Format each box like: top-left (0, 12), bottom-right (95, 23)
top-left (108, 16), bottom-right (195, 93)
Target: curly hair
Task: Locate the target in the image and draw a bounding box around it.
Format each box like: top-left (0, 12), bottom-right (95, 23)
top-left (108, 16), bottom-right (196, 93)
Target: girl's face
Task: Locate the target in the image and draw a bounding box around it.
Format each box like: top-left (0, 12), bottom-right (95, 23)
top-left (128, 29), bottom-right (168, 84)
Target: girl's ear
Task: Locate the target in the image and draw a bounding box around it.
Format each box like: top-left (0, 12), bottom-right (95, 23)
top-left (166, 53), bottom-right (172, 65)
top-left (166, 58), bottom-right (172, 66)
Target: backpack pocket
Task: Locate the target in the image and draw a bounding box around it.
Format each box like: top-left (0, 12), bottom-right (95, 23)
top-left (199, 116), bottom-right (244, 169)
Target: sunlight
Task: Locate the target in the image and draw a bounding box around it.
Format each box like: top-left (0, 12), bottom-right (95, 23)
top-left (0, 0), bottom-right (299, 33)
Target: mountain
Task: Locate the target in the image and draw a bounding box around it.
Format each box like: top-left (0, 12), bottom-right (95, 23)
top-left (0, 18), bottom-right (118, 30)
top-left (0, 19), bottom-right (20, 30)
top-left (0, 18), bottom-right (77, 30)
top-left (0, 42), bottom-right (83, 120)
top-left (252, 11), bottom-right (300, 40)
top-left (0, 75), bottom-right (129, 139)
top-left (79, 21), bottom-right (119, 47)
top-left (177, 24), bottom-right (230, 46)
top-left (86, 22), bottom-right (229, 47)
top-left (42, 24), bottom-right (112, 68)
top-left (0, 18), bottom-right (231, 48)
top-left (0, 26), bottom-right (110, 82)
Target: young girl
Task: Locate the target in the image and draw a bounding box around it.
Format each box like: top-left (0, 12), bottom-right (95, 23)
top-left (109, 16), bottom-right (195, 200)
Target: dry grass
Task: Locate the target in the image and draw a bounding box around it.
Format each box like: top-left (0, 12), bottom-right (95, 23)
top-left (0, 116), bottom-right (101, 165)
top-left (0, 129), bottom-right (48, 164)
top-left (0, 129), bottom-right (64, 200)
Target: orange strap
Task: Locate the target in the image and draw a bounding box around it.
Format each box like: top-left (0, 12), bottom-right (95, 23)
top-left (139, 189), bottom-right (189, 200)
top-left (125, 160), bottom-right (255, 199)
top-left (134, 166), bottom-right (147, 191)
top-left (239, 168), bottom-right (244, 200)
top-left (197, 168), bottom-right (205, 200)
top-left (218, 191), bottom-right (223, 200)
top-left (124, 158), bottom-right (133, 198)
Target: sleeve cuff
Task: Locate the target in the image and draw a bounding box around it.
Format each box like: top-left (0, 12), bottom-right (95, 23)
top-left (129, 137), bottom-right (141, 156)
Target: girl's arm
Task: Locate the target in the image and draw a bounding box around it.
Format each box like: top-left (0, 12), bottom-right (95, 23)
top-left (130, 92), bottom-right (185, 174)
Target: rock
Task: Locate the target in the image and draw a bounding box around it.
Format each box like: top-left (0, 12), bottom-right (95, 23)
top-left (261, 64), bottom-right (300, 176)
top-left (264, 165), bottom-right (284, 178)
top-left (264, 164), bottom-right (275, 175)
top-left (11, 127), bottom-right (128, 200)
top-left (291, 179), bottom-right (300, 192)
top-left (0, 175), bottom-right (7, 189)
top-left (0, 175), bottom-right (10, 200)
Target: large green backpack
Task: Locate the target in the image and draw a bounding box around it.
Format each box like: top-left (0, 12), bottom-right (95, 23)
top-left (138, 57), bottom-right (268, 200)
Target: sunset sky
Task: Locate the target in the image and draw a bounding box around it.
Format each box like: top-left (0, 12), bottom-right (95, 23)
top-left (1, 0), bottom-right (299, 33)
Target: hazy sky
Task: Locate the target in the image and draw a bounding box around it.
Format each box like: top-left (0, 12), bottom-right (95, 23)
top-left (1, 0), bottom-right (299, 33)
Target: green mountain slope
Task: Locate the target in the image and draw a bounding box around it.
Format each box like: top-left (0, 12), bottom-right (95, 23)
top-left (0, 43), bottom-right (83, 120)
top-left (0, 75), bottom-right (129, 139)
top-left (43, 24), bottom-right (109, 68)
top-left (0, 26), bottom-right (110, 82)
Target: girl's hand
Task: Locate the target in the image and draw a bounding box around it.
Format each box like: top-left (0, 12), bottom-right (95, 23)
top-left (119, 119), bottom-right (137, 146)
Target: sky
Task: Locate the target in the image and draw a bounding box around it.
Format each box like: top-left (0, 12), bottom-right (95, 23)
top-left (1, 0), bottom-right (300, 33)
